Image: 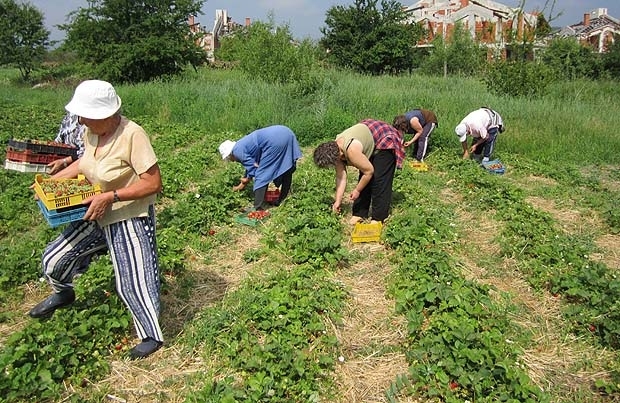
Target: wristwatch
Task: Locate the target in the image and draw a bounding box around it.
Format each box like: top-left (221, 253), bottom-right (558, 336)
top-left (113, 190), bottom-right (120, 203)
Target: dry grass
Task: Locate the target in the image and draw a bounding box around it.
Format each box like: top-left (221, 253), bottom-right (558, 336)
top-left (445, 187), bottom-right (616, 401)
top-left (333, 245), bottom-right (409, 403)
top-left (525, 196), bottom-right (620, 271)
top-left (87, 226), bottom-right (265, 401)
top-left (594, 234), bottom-right (620, 270)
top-left (513, 175), bottom-right (558, 191)
top-left (526, 196), bottom-right (600, 236)
top-left (0, 281), bottom-right (48, 346)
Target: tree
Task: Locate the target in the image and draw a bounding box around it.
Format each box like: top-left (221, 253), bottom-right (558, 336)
top-left (320, 0), bottom-right (423, 74)
top-left (420, 22), bottom-right (485, 77)
top-left (216, 16), bottom-right (322, 92)
top-left (602, 35), bottom-right (620, 79)
top-left (534, 13), bottom-right (551, 38)
top-left (0, 0), bottom-right (49, 81)
top-left (61, 0), bottom-right (208, 83)
top-left (541, 37), bottom-right (602, 80)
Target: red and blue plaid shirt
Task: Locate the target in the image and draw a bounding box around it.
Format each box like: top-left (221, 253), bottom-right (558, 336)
top-left (361, 119), bottom-right (405, 168)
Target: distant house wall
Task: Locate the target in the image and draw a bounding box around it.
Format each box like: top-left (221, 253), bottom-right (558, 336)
top-left (558, 8), bottom-right (620, 53)
top-left (403, 0), bottom-right (538, 55)
top-left (187, 10), bottom-right (251, 61)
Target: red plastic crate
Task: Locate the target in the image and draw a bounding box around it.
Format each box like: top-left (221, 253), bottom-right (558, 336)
top-left (265, 189), bottom-right (280, 202)
top-left (6, 148), bottom-right (66, 164)
top-left (8, 139), bottom-right (78, 158)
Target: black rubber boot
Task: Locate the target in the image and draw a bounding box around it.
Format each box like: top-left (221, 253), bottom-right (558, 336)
top-left (129, 337), bottom-right (163, 360)
top-left (29, 289), bottom-right (75, 318)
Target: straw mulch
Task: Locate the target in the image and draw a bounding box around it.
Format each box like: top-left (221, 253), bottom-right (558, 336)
top-left (453, 193), bottom-right (618, 399)
top-left (332, 240), bottom-right (411, 403)
top-left (89, 227), bottom-right (265, 401)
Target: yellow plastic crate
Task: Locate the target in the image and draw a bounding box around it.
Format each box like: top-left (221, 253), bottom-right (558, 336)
top-left (351, 222), bottom-right (383, 243)
top-left (34, 174), bottom-right (101, 210)
top-left (409, 161), bottom-right (429, 172)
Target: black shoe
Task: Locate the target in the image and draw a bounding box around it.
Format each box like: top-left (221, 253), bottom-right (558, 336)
top-left (29, 289), bottom-right (75, 318)
top-left (129, 337), bottom-right (163, 360)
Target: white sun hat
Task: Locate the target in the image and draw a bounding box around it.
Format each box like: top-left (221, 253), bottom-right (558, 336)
top-left (218, 140), bottom-right (236, 160)
top-left (455, 123), bottom-right (468, 143)
top-left (65, 80), bottom-right (122, 120)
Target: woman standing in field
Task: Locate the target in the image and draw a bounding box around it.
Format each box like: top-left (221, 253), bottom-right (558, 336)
top-left (218, 125), bottom-right (302, 210)
top-left (393, 108), bottom-right (438, 162)
top-left (313, 118), bottom-right (406, 224)
top-left (29, 80), bottom-right (165, 360)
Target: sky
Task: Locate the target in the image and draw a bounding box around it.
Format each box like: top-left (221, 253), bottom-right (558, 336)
top-left (27, 0), bottom-right (620, 44)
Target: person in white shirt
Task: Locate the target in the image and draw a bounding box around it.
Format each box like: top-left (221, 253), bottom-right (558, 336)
top-left (454, 107), bottom-right (504, 162)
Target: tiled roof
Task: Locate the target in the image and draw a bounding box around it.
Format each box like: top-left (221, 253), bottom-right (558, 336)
top-left (569, 14), bottom-right (620, 35)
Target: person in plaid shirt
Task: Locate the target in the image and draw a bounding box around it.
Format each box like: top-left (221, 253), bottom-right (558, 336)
top-left (313, 118), bottom-right (406, 224)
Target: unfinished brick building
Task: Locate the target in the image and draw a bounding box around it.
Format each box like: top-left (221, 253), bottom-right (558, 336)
top-left (558, 8), bottom-right (620, 53)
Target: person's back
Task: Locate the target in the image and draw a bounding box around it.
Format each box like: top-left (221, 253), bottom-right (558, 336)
top-left (455, 107), bottom-right (504, 162)
top-left (55, 112), bottom-right (85, 157)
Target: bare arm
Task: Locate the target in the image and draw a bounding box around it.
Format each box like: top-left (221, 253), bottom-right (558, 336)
top-left (82, 163), bottom-right (162, 221)
top-left (461, 141), bottom-right (469, 159)
top-left (404, 117), bottom-right (423, 147)
top-left (345, 141), bottom-right (374, 202)
top-left (469, 130), bottom-right (488, 154)
top-left (333, 160), bottom-right (347, 213)
top-left (47, 156), bottom-right (74, 175)
top-left (233, 176), bottom-right (251, 192)
top-left (51, 159), bottom-right (80, 179)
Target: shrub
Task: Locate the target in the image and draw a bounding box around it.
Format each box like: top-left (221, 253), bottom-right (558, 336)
top-left (216, 17), bottom-right (323, 92)
top-left (420, 22), bottom-right (486, 77)
top-left (541, 37), bottom-right (603, 80)
top-left (482, 60), bottom-right (555, 98)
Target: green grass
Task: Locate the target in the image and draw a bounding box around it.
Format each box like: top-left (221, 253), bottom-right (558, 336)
top-left (2, 67), bottom-right (619, 164)
top-left (1, 67), bottom-right (620, 402)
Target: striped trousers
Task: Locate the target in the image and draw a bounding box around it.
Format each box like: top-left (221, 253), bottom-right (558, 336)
top-left (413, 122), bottom-right (436, 162)
top-left (41, 206), bottom-right (163, 342)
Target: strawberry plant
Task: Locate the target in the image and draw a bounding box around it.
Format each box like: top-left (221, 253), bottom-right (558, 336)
top-left (184, 264), bottom-right (347, 402)
top-left (447, 158), bottom-right (620, 357)
top-left (384, 175), bottom-right (547, 402)
top-left (0, 257), bottom-right (131, 401)
top-left (272, 198), bottom-right (348, 268)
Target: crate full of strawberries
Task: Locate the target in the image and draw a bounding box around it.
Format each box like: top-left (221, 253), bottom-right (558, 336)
top-left (481, 159), bottom-right (505, 175)
top-left (235, 210), bottom-right (270, 226)
top-left (34, 174), bottom-right (101, 210)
